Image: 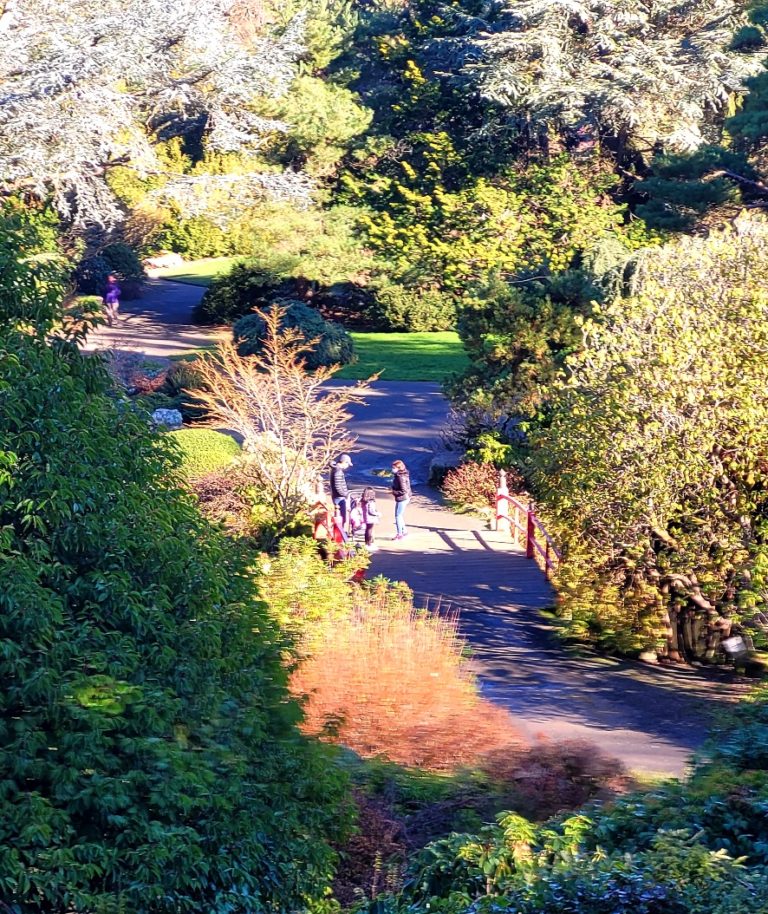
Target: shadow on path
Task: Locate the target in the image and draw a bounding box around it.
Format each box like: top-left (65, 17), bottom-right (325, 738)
top-left (370, 543), bottom-right (745, 774)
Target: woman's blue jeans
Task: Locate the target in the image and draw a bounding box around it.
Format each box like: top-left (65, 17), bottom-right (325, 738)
top-left (395, 498), bottom-right (410, 536)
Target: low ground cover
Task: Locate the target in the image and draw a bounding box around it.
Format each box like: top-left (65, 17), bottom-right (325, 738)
top-left (169, 428), bottom-right (241, 478)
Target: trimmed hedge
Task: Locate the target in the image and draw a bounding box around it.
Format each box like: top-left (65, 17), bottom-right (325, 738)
top-left (168, 428), bottom-right (241, 478)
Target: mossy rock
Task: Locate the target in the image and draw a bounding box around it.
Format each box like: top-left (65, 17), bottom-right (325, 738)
top-left (168, 428), bottom-right (241, 479)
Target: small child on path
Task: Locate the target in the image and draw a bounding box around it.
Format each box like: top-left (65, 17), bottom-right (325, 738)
top-left (361, 487), bottom-right (380, 552)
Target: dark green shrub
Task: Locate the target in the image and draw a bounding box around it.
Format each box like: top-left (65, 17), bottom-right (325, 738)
top-left (100, 242), bottom-right (144, 277)
top-left (730, 25), bottom-right (766, 50)
top-left (162, 360), bottom-right (210, 422)
top-left (369, 282), bottom-right (457, 331)
top-left (134, 391), bottom-right (179, 413)
top-left (234, 301), bottom-right (354, 369)
top-left (72, 254), bottom-right (112, 295)
top-left (100, 242), bottom-right (145, 299)
top-left (0, 233), bottom-right (350, 911)
top-left (169, 428), bottom-right (242, 478)
top-left (194, 257), bottom-right (301, 324)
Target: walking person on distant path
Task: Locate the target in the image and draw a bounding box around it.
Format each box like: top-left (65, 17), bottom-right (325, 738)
top-left (391, 459), bottom-right (411, 540)
top-left (330, 453), bottom-right (352, 531)
top-left (102, 273), bottom-right (121, 326)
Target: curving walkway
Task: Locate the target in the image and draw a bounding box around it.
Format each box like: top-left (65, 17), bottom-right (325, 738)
top-left (82, 277), bottom-right (227, 358)
top-left (85, 279), bottom-right (748, 777)
top-left (341, 385), bottom-right (748, 778)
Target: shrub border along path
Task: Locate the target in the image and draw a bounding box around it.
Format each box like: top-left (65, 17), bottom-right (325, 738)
top-left (84, 275), bottom-right (469, 381)
top-left (84, 277), bottom-right (748, 777)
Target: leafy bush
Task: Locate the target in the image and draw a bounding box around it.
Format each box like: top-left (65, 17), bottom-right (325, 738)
top-left (234, 301), bottom-right (354, 369)
top-left (442, 461), bottom-right (502, 510)
top-left (101, 241), bottom-right (144, 276)
top-left (358, 689), bottom-right (768, 914)
top-left (72, 254), bottom-right (112, 295)
top-left (194, 257), bottom-right (299, 324)
top-left (0, 245), bottom-right (350, 909)
top-left (100, 241), bottom-right (145, 298)
top-left (369, 281), bottom-right (457, 331)
top-left (155, 213), bottom-right (233, 259)
top-left (465, 430), bottom-right (520, 470)
top-left (259, 535), bottom-right (363, 632)
top-left (162, 360), bottom-right (209, 422)
top-left (168, 428), bottom-right (241, 478)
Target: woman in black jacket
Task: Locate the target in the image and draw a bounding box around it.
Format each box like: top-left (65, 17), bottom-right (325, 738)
top-left (391, 459), bottom-right (411, 540)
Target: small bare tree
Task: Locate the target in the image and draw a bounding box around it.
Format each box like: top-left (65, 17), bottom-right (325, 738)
top-left (193, 306), bottom-right (369, 530)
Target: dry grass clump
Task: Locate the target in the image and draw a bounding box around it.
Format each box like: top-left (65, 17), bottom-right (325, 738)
top-left (291, 585), bottom-right (523, 770)
top-left (189, 470), bottom-right (253, 535)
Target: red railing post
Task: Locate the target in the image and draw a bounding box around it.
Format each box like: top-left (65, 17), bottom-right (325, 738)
top-left (526, 503), bottom-right (535, 560)
top-left (496, 470), bottom-right (511, 535)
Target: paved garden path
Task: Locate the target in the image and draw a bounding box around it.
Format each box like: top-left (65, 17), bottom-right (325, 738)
top-left (342, 385), bottom-right (748, 778)
top-left (84, 279), bottom-right (748, 777)
top-left (82, 277), bottom-right (227, 358)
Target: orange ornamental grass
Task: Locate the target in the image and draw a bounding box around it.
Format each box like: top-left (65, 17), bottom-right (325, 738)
top-left (290, 586), bottom-right (523, 771)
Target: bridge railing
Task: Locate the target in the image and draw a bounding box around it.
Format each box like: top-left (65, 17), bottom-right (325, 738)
top-left (495, 471), bottom-right (561, 577)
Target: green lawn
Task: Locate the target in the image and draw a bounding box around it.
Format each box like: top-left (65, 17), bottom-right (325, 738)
top-left (157, 258), bottom-right (470, 382)
top-left (339, 332), bottom-right (469, 382)
top-left (168, 428), bottom-right (241, 478)
top-left (159, 257), bottom-right (239, 287)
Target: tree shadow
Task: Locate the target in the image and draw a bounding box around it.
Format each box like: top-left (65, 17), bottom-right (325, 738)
top-left (369, 544), bottom-right (746, 762)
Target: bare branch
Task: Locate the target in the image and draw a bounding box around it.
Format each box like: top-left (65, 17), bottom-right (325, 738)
top-left (192, 306), bottom-right (370, 530)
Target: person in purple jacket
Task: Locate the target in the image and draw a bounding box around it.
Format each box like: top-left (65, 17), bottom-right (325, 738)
top-left (102, 273), bottom-right (121, 325)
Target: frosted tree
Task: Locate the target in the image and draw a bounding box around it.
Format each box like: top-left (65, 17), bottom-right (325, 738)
top-left (0, 0), bottom-right (308, 225)
top-left (455, 0), bottom-right (766, 157)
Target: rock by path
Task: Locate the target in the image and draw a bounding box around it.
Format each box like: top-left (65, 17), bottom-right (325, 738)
top-left (82, 278), bottom-right (227, 358)
top-left (342, 383), bottom-right (748, 778)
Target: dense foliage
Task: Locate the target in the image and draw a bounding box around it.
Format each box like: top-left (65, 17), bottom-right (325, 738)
top-left (234, 301), bottom-right (354, 368)
top-left (0, 214), bottom-right (349, 911)
top-left (0, 0), bottom-right (311, 226)
top-left (529, 222), bottom-right (768, 659)
top-left (364, 690), bottom-right (768, 914)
